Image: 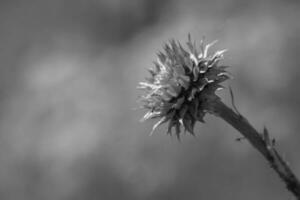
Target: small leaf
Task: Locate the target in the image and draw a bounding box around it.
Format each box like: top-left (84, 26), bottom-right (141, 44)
top-left (150, 116), bottom-right (169, 135)
top-left (166, 120), bottom-right (176, 135)
top-left (183, 114), bottom-right (195, 135)
top-left (229, 87), bottom-right (241, 116)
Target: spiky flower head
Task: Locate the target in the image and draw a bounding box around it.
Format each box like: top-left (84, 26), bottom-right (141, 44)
top-left (138, 34), bottom-right (230, 138)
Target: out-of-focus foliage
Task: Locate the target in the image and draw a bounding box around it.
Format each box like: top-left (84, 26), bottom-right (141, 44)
top-left (0, 0), bottom-right (299, 199)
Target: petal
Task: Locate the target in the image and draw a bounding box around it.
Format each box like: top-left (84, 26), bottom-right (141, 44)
top-left (172, 97), bottom-right (185, 109)
top-left (150, 116), bottom-right (169, 135)
top-left (203, 40), bottom-right (218, 58)
top-left (183, 114), bottom-right (195, 135)
top-left (193, 66), bottom-right (200, 81)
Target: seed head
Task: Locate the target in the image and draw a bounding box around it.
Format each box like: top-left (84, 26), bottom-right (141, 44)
top-left (138, 34), bottom-right (230, 138)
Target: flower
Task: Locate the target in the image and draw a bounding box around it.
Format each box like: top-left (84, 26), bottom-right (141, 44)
top-left (138, 34), bottom-right (230, 138)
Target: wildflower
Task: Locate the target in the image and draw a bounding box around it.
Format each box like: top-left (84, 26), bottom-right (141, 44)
top-left (136, 35), bottom-right (300, 200)
top-left (138, 34), bottom-right (230, 138)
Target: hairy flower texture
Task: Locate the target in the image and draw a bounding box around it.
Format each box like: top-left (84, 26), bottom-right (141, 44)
top-left (138, 35), bottom-right (230, 138)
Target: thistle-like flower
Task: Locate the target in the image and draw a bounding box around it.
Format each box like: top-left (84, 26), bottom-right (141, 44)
top-left (137, 35), bottom-right (300, 199)
top-left (138, 35), bottom-right (230, 138)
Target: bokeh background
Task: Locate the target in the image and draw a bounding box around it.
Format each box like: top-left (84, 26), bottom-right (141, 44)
top-left (0, 0), bottom-right (299, 199)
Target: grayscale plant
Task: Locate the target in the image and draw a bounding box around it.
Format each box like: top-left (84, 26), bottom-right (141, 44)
top-left (137, 34), bottom-right (300, 199)
top-left (138, 34), bottom-right (229, 137)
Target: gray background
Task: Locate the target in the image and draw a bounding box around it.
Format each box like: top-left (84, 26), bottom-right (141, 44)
top-left (0, 0), bottom-right (299, 199)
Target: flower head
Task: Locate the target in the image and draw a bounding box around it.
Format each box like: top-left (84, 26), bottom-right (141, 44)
top-left (138, 34), bottom-right (230, 138)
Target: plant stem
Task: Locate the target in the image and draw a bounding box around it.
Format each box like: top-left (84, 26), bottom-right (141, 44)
top-left (210, 99), bottom-right (300, 199)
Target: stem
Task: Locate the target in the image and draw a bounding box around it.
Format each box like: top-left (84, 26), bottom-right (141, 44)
top-left (210, 99), bottom-right (300, 199)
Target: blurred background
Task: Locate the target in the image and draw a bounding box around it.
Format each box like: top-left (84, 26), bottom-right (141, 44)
top-left (0, 0), bottom-right (299, 199)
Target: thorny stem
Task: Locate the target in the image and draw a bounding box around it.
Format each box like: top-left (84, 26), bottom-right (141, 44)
top-left (209, 99), bottom-right (300, 199)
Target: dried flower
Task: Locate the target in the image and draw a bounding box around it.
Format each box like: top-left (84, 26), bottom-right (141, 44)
top-left (138, 34), bottom-right (230, 138)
